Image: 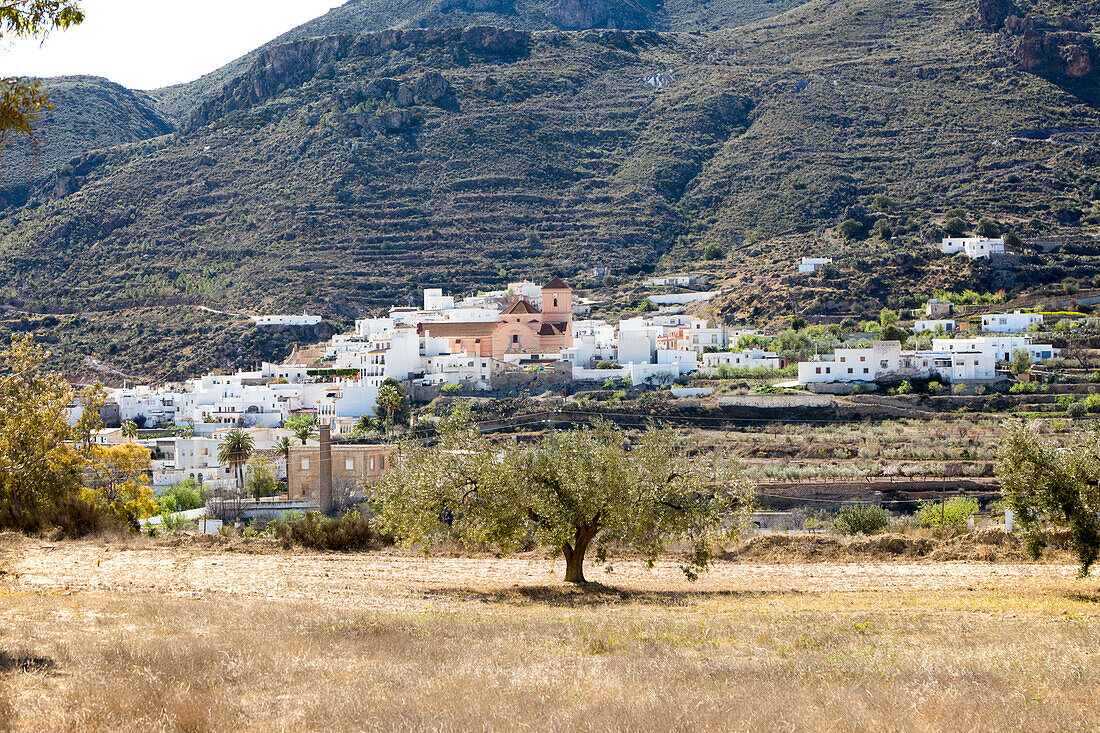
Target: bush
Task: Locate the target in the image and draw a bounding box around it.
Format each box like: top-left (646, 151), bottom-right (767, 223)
top-left (917, 497), bottom-right (979, 529)
top-left (833, 504), bottom-right (891, 536)
top-left (158, 478), bottom-right (204, 514)
top-left (273, 509), bottom-right (388, 551)
top-left (1009, 381), bottom-right (1038, 395)
top-left (897, 380), bottom-right (913, 395)
top-left (1067, 401), bottom-right (1087, 418)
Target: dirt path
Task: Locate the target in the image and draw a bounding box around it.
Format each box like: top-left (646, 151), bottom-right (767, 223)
top-left (4, 543), bottom-right (1080, 614)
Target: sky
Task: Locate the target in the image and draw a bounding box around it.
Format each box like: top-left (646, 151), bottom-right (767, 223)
top-left (2, 0), bottom-right (348, 90)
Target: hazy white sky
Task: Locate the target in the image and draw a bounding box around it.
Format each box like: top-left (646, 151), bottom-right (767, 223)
top-left (2, 0), bottom-right (348, 90)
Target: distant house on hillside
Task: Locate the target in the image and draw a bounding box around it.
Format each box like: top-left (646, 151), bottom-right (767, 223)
top-left (798, 257), bottom-right (832, 274)
top-left (938, 236), bottom-right (1005, 259)
top-left (644, 274), bottom-right (701, 288)
top-left (914, 319), bottom-right (957, 333)
top-left (925, 298), bottom-right (953, 318)
top-left (253, 314), bottom-right (323, 327)
top-left (981, 311), bottom-right (1043, 333)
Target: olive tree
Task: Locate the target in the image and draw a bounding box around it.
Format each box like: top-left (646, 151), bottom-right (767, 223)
top-left (373, 412), bottom-right (756, 584)
top-left (997, 421), bottom-right (1100, 576)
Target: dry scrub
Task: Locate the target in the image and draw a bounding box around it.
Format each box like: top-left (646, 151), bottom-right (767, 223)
top-left (1, 538), bottom-right (1098, 731)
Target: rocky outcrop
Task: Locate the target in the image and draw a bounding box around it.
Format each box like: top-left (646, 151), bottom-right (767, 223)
top-left (976, 0), bottom-right (1021, 30)
top-left (190, 28), bottom-right (528, 129)
top-left (1015, 30), bottom-right (1095, 77)
top-left (436, 0), bottom-right (514, 12)
top-left (547, 0), bottom-right (657, 30)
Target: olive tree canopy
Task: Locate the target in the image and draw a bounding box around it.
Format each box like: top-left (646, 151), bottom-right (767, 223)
top-left (373, 412), bottom-right (756, 583)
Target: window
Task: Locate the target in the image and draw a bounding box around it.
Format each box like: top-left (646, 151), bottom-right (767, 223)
top-left (345, 459), bottom-right (354, 471)
top-left (553, 294), bottom-right (559, 308)
top-left (863, 368), bottom-right (869, 374)
top-left (825, 367), bottom-right (831, 374)
top-left (379, 456), bottom-right (385, 470)
top-left (512, 334), bottom-right (520, 345)
top-left (880, 360), bottom-right (888, 369)
top-left (369, 457), bottom-right (375, 471)
top-left (840, 356), bottom-right (846, 363)
top-left (815, 367), bottom-right (821, 374)
top-left (847, 368), bottom-right (853, 374)
top-left (860, 356), bottom-right (866, 362)
top-left (301, 458), bottom-right (310, 470)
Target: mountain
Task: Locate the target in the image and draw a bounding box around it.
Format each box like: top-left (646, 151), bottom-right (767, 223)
top-left (3, 0), bottom-right (1100, 381)
top-left (0, 76), bottom-right (174, 207)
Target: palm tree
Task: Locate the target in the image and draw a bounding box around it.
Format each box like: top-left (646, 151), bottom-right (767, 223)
top-left (121, 420), bottom-right (138, 441)
top-left (377, 384), bottom-right (404, 437)
top-left (277, 436), bottom-right (292, 461)
top-left (217, 429), bottom-right (254, 497)
top-left (292, 422), bottom-right (314, 445)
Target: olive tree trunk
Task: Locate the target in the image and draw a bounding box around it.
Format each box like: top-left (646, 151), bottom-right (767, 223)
top-left (562, 522), bottom-right (599, 584)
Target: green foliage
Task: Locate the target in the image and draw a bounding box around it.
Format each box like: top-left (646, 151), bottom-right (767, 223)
top-left (917, 497), bottom-right (979, 529)
top-left (0, 334), bottom-right (85, 531)
top-left (244, 455), bottom-right (277, 499)
top-left (441, 382), bottom-right (462, 394)
top-left (273, 509), bottom-right (385, 551)
top-left (897, 380), bottom-right (913, 395)
top-left (832, 504), bottom-right (890, 536)
top-left (157, 477), bottom-right (204, 514)
top-left (1010, 349), bottom-right (1032, 375)
top-left (933, 289), bottom-right (1006, 306)
top-left (976, 217), bottom-right (999, 238)
top-left (790, 317), bottom-right (807, 331)
top-left (997, 422), bottom-right (1100, 575)
top-left (943, 217), bottom-right (967, 236)
top-left (837, 219), bottom-right (864, 241)
top-left (373, 415), bottom-right (756, 584)
top-left (217, 429), bottom-right (254, 493)
top-left (702, 242), bottom-right (725, 260)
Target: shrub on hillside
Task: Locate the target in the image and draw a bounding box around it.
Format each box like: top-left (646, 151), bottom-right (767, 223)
top-left (833, 504), bottom-right (890, 536)
top-left (273, 510), bottom-right (388, 551)
top-left (917, 497), bottom-right (979, 529)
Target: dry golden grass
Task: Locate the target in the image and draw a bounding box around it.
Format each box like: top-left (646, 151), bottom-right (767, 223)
top-left (1, 537), bottom-right (1099, 732)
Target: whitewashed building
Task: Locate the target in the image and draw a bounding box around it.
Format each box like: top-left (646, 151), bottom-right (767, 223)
top-left (913, 319), bottom-right (956, 333)
top-left (939, 237), bottom-right (1005, 259)
top-left (798, 257), bottom-right (833, 274)
top-left (981, 311), bottom-right (1043, 333)
top-left (932, 336), bottom-right (1056, 363)
top-left (702, 349), bottom-right (783, 370)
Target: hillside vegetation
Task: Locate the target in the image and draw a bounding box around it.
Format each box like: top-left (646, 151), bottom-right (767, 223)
top-left (3, 0), bottom-right (1100, 379)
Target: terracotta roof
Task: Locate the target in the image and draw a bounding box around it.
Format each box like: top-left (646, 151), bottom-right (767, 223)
top-left (418, 322), bottom-right (498, 338)
top-left (537, 322), bottom-right (567, 337)
top-left (502, 300), bottom-right (541, 315)
top-left (542, 276), bottom-right (572, 291)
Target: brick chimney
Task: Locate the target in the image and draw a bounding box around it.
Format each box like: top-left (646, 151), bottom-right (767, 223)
top-left (318, 424), bottom-right (333, 514)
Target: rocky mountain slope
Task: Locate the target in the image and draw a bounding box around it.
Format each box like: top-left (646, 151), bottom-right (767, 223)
top-left (0, 77), bottom-right (174, 208)
top-left (3, 0), bottom-right (1100, 380)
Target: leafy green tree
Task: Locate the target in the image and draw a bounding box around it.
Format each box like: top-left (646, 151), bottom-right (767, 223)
top-left (0, 334), bottom-right (83, 527)
top-left (374, 413), bottom-right (756, 584)
top-left (277, 436), bottom-right (292, 462)
top-left (244, 455), bottom-right (277, 500)
top-left (976, 217), bottom-right (999, 238)
top-left (1010, 348), bottom-right (1032, 375)
top-left (837, 219), bottom-right (864, 241)
top-left (121, 420), bottom-right (138, 441)
top-left (879, 308), bottom-right (899, 329)
top-left (917, 497), bottom-right (978, 529)
top-left (943, 217), bottom-right (967, 236)
top-left (872, 194), bottom-right (893, 212)
top-left (703, 242), bottom-right (725, 260)
top-left (833, 504), bottom-right (889, 535)
top-left (997, 422), bottom-right (1100, 575)
top-left (71, 382), bottom-right (105, 454)
top-left (790, 316), bottom-right (807, 331)
top-left (217, 429), bottom-right (254, 496)
top-left (1, 1), bottom-right (84, 150)
top-left (158, 477), bottom-right (204, 513)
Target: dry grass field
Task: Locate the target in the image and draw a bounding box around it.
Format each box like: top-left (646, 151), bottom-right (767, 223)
top-left (1, 535), bottom-right (1098, 732)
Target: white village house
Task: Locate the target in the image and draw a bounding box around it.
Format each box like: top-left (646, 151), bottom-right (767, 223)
top-left (938, 236), bottom-right (1005, 260)
top-left (981, 311), bottom-right (1043, 333)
